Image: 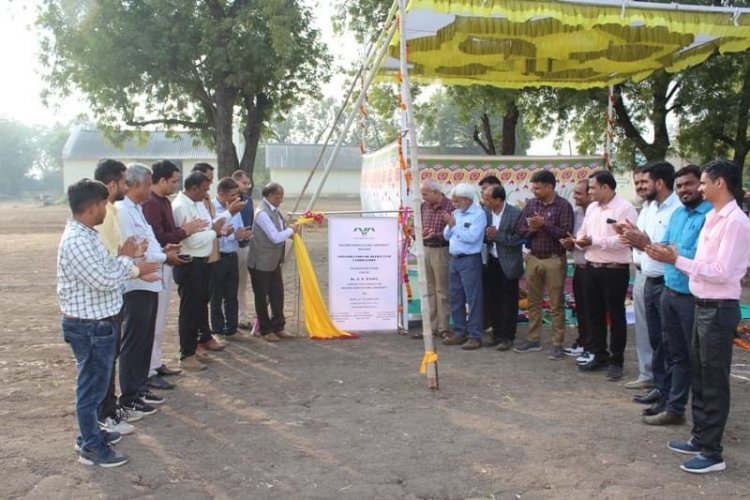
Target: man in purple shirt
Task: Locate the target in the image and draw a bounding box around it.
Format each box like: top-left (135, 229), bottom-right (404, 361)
top-left (515, 170), bottom-right (574, 359)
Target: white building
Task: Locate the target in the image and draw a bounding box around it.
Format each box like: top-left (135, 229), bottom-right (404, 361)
top-left (62, 126), bottom-right (218, 192)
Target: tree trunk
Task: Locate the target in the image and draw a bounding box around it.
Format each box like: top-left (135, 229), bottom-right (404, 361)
top-left (481, 112), bottom-right (497, 155)
top-left (501, 101), bottom-right (519, 155)
top-left (213, 87), bottom-right (239, 178)
top-left (240, 92), bottom-right (272, 187)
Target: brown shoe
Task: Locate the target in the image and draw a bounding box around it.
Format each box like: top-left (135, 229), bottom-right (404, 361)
top-left (199, 338), bottom-right (225, 351)
top-left (225, 331), bottom-right (253, 343)
top-left (238, 322), bottom-right (251, 330)
top-left (263, 333), bottom-right (281, 342)
top-left (275, 330), bottom-right (296, 339)
top-left (624, 378), bottom-right (655, 390)
top-left (642, 411), bottom-right (685, 426)
top-left (195, 349), bottom-right (214, 363)
top-left (443, 335), bottom-right (467, 346)
top-left (180, 355), bottom-right (207, 371)
top-left (439, 330), bottom-right (453, 340)
top-left (461, 339), bottom-right (482, 350)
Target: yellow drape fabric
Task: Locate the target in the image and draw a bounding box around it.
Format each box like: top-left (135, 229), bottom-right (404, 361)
top-left (382, 0), bottom-right (750, 89)
top-left (419, 351), bottom-right (439, 375)
top-left (292, 230), bottom-right (357, 340)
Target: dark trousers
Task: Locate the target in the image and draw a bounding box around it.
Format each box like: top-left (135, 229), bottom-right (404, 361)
top-left (645, 278), bottom-right (670, 397)
top-left (249, 265), bottom-right (285, 335)
top-left (572, 265), bottom-right (591, 348)
top-left (449, 254), bottom-right (484, 340)
top-left (119, 290), bottom-right (158, 404)
top-left (173, 257), bottom-right (210, 358)
top-left (98, 314), bottom-right (122, 420)
top-left (661, 289), bottom-right (695, 416)
top-left (690, 301), bottom-right (739, 459)
top-left (210, 252), bottom-right (239, 335)
top-left (198, 262), bottom-right (216, 343)
top-left (584, 265), bottom-right (629, 366)
top-left (485, 255), bottom-right (519, 342)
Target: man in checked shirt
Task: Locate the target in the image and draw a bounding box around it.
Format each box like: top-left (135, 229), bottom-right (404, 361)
top-left (58, 179), bottom-right (159, 467)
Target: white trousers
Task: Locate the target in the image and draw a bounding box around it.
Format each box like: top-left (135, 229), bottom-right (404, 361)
top-left (237, 246), bottom-right (252, 323)
top-left (632, 270), bottom-right (653, 382)
top-left (149, 265), bottom-right (172, 376)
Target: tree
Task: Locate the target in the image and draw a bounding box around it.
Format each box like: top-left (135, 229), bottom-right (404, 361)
top-left (39, 0), bottom-right (330, 180)
top-left (676, 51), bottom-right (750, 187)
top-left (0, 119), bottom-right (37, 195)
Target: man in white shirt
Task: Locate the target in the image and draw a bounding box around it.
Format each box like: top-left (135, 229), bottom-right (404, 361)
top-left (172, 172), bottom-right (227, 369)
top-left (620, 161), bottom-right (680, 417)
top-left (117, 164), bottom-right (181, 415)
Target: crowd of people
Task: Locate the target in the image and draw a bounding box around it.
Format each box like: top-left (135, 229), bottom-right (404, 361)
top-left (57, 159), bottom-right (300, 467)
top-left (420, 159), bottom-right (750, 474)
top-left (58, 157), bottom-right (749, 474)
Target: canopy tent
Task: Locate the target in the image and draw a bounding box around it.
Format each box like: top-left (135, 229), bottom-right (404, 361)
top-left (381, 0), bottom-right (750, 89)
top-left (296, 0), bottom-right (750, 389)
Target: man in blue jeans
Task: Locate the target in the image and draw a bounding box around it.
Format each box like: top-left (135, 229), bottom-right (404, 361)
top-left (57, 179), bottom-right (158, 467)
top-left (442, 183), bottom-right (487, 350)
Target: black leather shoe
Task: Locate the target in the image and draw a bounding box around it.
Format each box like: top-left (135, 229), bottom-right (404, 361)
top-left (147, 374), bottom-right (175, 390)
top-left (578, 356), bottom-right (608, 371)
top-left (483, 339), bottom-right (501, 348)
top-left (633, 388), bottom-right (662, 405)
top-left (410, 332), bottom-right (423, 339)
top-left (156, 364), bottom-right (181, 377)
top-left (642, 401), bottom-right (666, 416)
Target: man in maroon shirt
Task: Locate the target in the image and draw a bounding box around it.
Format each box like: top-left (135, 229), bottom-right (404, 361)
top-left (515, 170), bottom-right (574, 359)
top-left (142, 161), bottom-right (207, 388)
top-left (417, 180), bottom-right (455, 340)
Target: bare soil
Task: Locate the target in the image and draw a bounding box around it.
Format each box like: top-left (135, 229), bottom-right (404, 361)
top-left (1, 199), bottom-right (749, 499)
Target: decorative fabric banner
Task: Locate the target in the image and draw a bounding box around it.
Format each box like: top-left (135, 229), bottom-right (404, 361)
top-left (381, 0), bottom-right (750, 89)
top-left (293, 214), bottom-right (359, 340)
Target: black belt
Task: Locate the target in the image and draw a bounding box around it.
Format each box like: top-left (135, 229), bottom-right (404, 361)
top-left (531, 252), bottom-right (560, 260)
top-left (665, 287), bottom-right (692, 298)
top-left (424, 242), bottom-right (449, 248)
top-left (645, 276), bottom-right (665, 285)
top-left (190, 256), bottom-right (208, 261)
top-left (695, 298), bottom-right (739, 308)
top-left (64, 314), bottom-right (119, 323)
top-left (574, 264), bottom-right (587, 269)
top-left (451, 253), bottom-right (480, 259)
top-left (586, 262), bottom-right (629, 269)
top-left (220, 252), bottom-right (236, 257)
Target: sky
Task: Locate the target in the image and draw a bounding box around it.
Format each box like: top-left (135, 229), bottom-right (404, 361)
top-left (0, 0), bottom-right (560, 154)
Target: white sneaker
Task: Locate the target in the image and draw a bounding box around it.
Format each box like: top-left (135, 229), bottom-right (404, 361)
top-left (98, 416), bottom-right (135, 436)
top-left (564, 344), bottom-right (584, 356)
top-left (116, 405), bottom-right (144, 423)
top-left (576, 351), bottom-right (594, 365)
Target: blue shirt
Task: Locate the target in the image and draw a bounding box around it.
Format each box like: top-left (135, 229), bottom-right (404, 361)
top-left (443, 202), bottom-right (487, 256)
top-left (213, 198), bottom-right (244, 254)
top-left (662, 200), bottom-right (712, 294)
top-left (238, 193), bottom-right (254, 248)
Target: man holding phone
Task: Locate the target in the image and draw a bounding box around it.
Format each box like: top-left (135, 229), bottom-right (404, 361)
top-left (570, 170), bottom-right (637, 381)
top-left (211, 177), bottom-right (253, 341)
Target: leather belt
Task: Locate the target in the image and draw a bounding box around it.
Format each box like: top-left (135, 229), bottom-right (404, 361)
top-left (451, 253), bottom-right (480, 259)
top-left (574, 264), bottom-right (587, 269)
top-left (220, 252), bottom-right (236, 257)
top-left (531, 252), bottom-right (555, 259)
top-left (665, 287), bottom-right (692, 298)
top-left (424, 242), bottom-right (449, 248)
top-left (64, 314), bottom-right (119, 323)
top-left (645, 276), bottom-right (665, 285)
top-left (695, 298), bottom-right (739, 308)
top-left (586, 262), bottom-right (629, 269)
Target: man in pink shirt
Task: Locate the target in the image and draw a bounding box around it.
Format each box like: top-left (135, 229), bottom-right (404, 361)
top-left (646, 159), bottom-right (750, 474)
top-left (569, 171), bottom-right (638, 381)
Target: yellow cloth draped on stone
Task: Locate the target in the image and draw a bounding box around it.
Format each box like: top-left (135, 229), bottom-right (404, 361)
top-left (292, 231), bottom-right (358, 340)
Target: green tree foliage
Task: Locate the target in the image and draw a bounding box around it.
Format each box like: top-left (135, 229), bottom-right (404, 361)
top-left (39, 0), bottom-right (330, 180)
top-left (676, 51), bottom-right (750, 185)
top-left (0, 119), bottom-right (37, 195)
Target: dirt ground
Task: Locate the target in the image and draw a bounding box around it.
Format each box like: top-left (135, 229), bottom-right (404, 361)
top-left (1, 199), bottom-right (749, 500)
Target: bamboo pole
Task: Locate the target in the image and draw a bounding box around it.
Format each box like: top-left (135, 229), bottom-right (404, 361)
top-left (398, 0), bottom-right (438, 390)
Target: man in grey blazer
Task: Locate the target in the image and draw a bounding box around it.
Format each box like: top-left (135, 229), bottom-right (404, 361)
top-left (482, 184), bottom-right (524, 350)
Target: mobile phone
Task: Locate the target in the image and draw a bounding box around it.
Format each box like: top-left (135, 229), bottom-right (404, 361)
top-left (606, 218), bottom-right (617, 224)
top-left (177, 254), bottom-right (193, 262)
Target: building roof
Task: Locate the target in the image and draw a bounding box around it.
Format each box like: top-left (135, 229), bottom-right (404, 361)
top-left (62, 126), bottom-right (216, 160)
top-left (265, 144), bottom-right (363, 170)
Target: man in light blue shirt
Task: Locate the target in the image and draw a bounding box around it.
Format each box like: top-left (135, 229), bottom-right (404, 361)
top-left (442, 183), bottom-right (487, 350)
top-left (642, 165), bottom-right (712, 426)
top-left (211, 177), bottom-right (252, 339)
